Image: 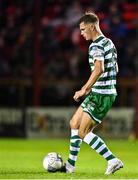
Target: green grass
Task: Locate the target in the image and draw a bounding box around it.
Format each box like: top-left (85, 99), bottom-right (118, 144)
top-left (0, 138), bottom-right (138, 179)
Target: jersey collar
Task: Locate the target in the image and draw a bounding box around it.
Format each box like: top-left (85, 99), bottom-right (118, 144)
top-left (93, 35), bottom-right (105, 43)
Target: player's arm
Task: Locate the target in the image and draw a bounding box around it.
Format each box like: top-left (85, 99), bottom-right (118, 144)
top-left (73, 60), bottom-right (104, 102)
top-left (82, 60), bottom-right (104, 92)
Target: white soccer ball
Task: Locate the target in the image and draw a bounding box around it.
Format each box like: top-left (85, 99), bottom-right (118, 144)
top-left (43, 152), bottom-right (63, 172)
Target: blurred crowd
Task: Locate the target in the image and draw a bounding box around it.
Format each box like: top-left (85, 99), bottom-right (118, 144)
top-left (0, 0), bottom-right (138, 106)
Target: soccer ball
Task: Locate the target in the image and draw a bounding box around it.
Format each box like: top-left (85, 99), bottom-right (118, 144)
top-left (43, 152), bottom-right (63, 172)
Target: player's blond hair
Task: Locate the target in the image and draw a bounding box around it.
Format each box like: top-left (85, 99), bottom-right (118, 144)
top-left (79, 11), bottom-right (99, 24)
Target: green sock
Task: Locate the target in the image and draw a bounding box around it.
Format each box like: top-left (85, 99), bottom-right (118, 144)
top-left (83, 132), bottom-right (116, 161)
top-left (67, 129), bottom-right (82, 167)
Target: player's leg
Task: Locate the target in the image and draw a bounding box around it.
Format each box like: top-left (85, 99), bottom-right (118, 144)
top-left (65, 108), bottom-right (94, 173)
top-left (83, 128), bottom-right (123, 174)
top-left (64, 106), bottom-right (83, 173)
top-left (65, 108), bottom-right (123, 174)
top-left (81, 93), bottom-right (123, 175)
top-left (79, 112), bottom-right (116, 163)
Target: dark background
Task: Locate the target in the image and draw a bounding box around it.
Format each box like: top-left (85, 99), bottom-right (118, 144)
top-left (0, 0), bottom-right (137, 107)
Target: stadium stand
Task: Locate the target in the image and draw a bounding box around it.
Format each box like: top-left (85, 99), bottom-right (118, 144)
top-left (0, 0), bottom-right (137, 106)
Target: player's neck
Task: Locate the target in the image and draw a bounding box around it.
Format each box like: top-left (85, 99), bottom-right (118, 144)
top-left (92, 31), bottom-right (103, 42)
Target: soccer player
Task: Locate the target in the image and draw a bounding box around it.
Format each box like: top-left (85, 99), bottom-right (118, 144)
top-left (62, 12), bottom-right (123, 175)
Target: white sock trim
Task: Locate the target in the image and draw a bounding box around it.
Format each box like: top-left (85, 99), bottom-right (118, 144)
top-left (83, 132), bottom-right (96, 144)
top-left (96, 144), bottom-right (106, 153)
top-left (69, 154), bottom-right (77, 161)
top-left (91, 139), bottom-right (100, 149)
top-left (71, 129), bottom-right (79, 136)
top-left (103, 151), bottom-right (112, 159)
top-left (70, 146), bottom-right (80, 152)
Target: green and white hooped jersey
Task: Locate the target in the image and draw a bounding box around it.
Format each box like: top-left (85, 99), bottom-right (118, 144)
top-left (89, 35), bottom-right (118, 95)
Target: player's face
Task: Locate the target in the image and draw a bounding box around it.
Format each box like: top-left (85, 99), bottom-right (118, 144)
top-left (79, 22), bottom-right (93, 40)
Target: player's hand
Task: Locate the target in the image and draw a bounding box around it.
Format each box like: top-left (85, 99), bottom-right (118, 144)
top-left (73, 89), bottom-right (86, 102)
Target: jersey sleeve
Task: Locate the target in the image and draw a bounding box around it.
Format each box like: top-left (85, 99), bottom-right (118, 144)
top-left (89, 45), bottom-right (104, 61)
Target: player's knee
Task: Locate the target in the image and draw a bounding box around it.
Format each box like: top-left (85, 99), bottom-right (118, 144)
top-left (70, 118), bottom-right (79, 129)
top-left (78, 127), bottom-right (92, 139)
top-left (78, 129), bottom-right (86, 139)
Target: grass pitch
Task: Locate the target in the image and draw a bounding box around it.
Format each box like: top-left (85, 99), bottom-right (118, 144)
top-left (0, 138), bottom-right (138, 179)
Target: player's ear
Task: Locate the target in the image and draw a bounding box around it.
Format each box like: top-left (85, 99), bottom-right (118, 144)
top-left (90, 24), bottom-right (95, 31)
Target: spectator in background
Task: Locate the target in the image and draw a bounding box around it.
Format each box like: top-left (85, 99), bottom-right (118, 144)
top-left (0, 0), bottom-right (137, 106)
